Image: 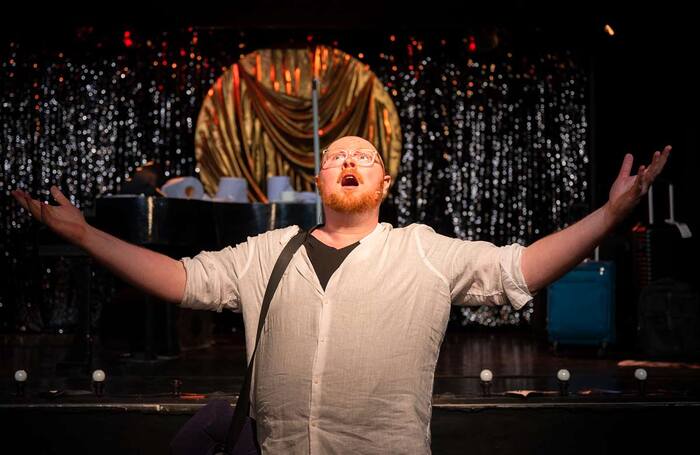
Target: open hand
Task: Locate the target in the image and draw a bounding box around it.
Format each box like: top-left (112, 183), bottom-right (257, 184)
top-left (607, 145), bottom-right (671, 221)
top-left (11, 185), bottom-right (89, 245)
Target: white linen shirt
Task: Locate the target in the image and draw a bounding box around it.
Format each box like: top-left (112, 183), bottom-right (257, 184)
top-left (179, 222), bottom-right (533, 454)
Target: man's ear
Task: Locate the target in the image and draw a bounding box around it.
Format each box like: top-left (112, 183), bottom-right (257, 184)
top-left (382, 174), bottom-right (392, 198)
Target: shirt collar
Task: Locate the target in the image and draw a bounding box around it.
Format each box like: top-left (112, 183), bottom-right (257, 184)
top-left (280, 222), bottom-right (387, 245)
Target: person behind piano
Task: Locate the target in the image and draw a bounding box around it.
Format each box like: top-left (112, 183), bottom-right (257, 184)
top-left (11, 136), bottom-right (671, 453)
top-left (120, 160), bottom-right (166, 197)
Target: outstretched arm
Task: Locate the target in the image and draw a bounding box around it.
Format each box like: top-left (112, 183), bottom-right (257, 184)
top-left (11, 186), bottom-right (187, 304)
top-left (521, 146), bottom-right (671, 294)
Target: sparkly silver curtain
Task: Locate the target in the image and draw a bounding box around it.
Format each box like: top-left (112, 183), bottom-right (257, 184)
top-left (1, 30), bottom-right (589, 332)
top-left (390, 57), bottom-right (588, 241)
top-left (1, 32), bottom-right (222, 332)
top-left (376, 48), bottom-right (589, 327)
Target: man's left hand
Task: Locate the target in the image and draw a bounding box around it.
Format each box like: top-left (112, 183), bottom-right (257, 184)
top-left (606, 145), bottom-right (671, 221)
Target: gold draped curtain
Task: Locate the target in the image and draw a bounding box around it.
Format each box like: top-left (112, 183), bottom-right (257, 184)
top-left (194, 45), bottom-right (402, 201)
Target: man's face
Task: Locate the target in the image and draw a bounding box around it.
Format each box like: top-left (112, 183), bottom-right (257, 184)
top-left (316, 137), bottom-right (390, 215)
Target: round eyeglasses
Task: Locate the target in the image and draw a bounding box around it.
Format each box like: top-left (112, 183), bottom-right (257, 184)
top-left (321, 148), bottom-right (382, 169)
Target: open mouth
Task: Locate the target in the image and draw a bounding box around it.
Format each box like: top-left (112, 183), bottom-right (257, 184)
top-left (340, 174), bottom-right (360, 187)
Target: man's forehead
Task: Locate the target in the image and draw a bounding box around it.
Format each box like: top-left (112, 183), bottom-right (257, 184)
top-left (327, 136), bottom-right (376, 151)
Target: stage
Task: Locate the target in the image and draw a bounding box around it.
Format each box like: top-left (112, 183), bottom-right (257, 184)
top-left (2, 5), bottom-right (699, 453)
top-left (3, 329), bottom-right (699, 454)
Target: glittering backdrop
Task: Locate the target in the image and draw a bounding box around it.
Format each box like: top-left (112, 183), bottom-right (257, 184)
top-left (1, 28), bottom-right (589, 333)
top-left (377, 42), bottom-right (590, 327)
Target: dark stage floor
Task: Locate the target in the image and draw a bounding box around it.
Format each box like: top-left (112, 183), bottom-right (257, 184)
top-left (2, 329), bottom-right (699, 454)
top-left (3, 328), bottom-right (700, 399)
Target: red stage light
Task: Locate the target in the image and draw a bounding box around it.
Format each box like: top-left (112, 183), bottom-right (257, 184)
top-left (468, 36), bottom-right (477, 52)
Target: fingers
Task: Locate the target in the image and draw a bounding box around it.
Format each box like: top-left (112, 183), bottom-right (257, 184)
top-left (636, 165), bottom-right (645, 185)
top-left (11, 189), bottom-right (30, 211)
top-left (638, 164), bottom-right (651, 195)
top-left (11, 188), bottom-right (47, 222)
top-left (11, 189), bottom-right (37, 215)
top-left (618, 153), bottom-right (634, 179)
top-left (653, 145), bottom-right (671, 177)
top-left (50, 185), bottom-right (71, 206)
top-left (626, 145), bottom-right (671, 194)
top-left (644, 145), bottom-right (671, 183)
top-left (25, 196), bottom-right (46, 222)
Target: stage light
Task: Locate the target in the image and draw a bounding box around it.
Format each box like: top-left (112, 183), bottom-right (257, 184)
top-left (635, 368), bottom-right (647, 396)
top-left (479, 369), bottom-right (493, 396)
top-left (604, 24), bottom-right (615, 37)
top-left (92, 369), bottom-right (106, 397)
top-left (557, 369), bottom-right (570, 381)
top-left (557, 369), bottom-right (570, 396)
top-left (14, 369), bottom-right (27, 397)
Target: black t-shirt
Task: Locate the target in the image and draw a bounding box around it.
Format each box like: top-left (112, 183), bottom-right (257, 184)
top-left (303, 228), bottom-right (360, 291)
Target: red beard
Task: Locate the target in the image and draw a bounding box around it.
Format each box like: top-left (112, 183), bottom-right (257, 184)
top-left (318, 175), bottom-right (383, 214)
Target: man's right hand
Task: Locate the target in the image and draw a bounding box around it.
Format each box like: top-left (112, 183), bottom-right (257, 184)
top-left (11, 185), bottom-right (89, 246)
top-left (13, 184), bottom-right (187, 304)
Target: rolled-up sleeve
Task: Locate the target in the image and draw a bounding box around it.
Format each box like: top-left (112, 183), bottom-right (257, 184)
top-left (496, 243), bottom-right (535, 310)
top-left (417, 225), bottom-right (534, 309)
top-left (179, 240), bottom-right (253, 312)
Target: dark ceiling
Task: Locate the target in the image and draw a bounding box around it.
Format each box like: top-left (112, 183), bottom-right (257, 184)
top-left (0, 1), bottom-right (690, 33)
top-left (1, 1), bottom-right (692, 57)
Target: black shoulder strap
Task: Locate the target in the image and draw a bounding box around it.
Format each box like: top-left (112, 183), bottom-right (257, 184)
top-left (225, 228), bottom-right (308, 448)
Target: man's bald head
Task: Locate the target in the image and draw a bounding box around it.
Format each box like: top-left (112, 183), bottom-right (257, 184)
top-left (327, 136), bottom-right (375, 151)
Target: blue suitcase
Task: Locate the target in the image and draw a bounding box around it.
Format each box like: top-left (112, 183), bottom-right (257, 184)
top-left (547, 261), bottom-right (616, 356)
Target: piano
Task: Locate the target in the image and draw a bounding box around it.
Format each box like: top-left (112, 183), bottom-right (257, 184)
top-left (89, 195), bottom-right (319, 362)
top-left (94, 195), bottom-right (320, 255)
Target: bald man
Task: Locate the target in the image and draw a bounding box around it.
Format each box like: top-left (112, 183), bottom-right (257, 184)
top-left (12, 136), bottom-right (670, 454)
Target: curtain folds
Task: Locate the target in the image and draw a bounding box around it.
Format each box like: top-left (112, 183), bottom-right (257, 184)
top-left (195, 46), bottom-right (402, 201)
